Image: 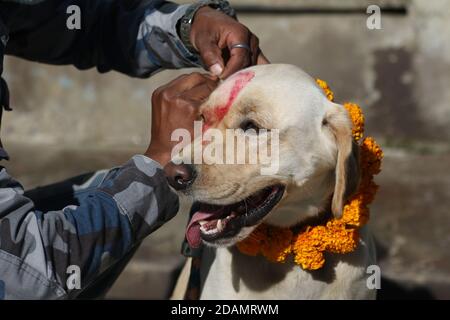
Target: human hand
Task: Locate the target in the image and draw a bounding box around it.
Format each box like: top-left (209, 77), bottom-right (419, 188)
top-left (190, 6), bottom-right (269, 79)
top-left (145, 73), bottom-right (219, 166)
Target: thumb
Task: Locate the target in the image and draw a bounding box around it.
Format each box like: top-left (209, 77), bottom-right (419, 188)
top-left (198, 41), bottom-right (225, 77)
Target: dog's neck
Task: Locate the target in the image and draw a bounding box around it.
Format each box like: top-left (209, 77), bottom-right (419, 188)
top-left (264, 170), bottom-right (335, 228)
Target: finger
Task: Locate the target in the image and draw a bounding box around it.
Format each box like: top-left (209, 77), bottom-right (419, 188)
top-left (187, 75), bottom-right (219, 95)
top-left (201, 73), bottom-right (220, 82)
top-left (185, 82), bottom-right (217, 104)
top-left (153, 73), bottom-right (188, 95)
top-left (196, 39), bottom-right (225, 77)
top-left (220, 46), bottom-right (251, 79)
top-left (220, 29), bottom-right (252, 79)
top-left (165, 72), bottom-right (212, 96)
top-left (257, 51), bottom-right (270, 65)
top-left (200, 75), bottom-right (220, 90)
top-left (182, 77), bottom-right (219, 103)
top-left (249, 35), bottom-right (260, 66)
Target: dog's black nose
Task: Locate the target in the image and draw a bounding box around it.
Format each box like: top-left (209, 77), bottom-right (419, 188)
top-left (164, 162), bottom-right (196, 190)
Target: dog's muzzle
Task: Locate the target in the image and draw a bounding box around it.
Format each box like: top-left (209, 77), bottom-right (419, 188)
top-left (186, 184), bottom-right (286, 248)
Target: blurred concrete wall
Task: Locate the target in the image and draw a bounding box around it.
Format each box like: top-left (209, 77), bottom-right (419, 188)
top-left (1, 0), bottom-right (449, 299)
top-left (2, 0), bottom-right (450, 151)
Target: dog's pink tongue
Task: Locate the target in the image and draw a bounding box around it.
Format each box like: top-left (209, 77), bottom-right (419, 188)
top-left (186, 212), bottom-right (217, 248)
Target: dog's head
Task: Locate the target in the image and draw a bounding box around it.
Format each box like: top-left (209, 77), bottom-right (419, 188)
top-left (168, 64), bottom-right (360, 248)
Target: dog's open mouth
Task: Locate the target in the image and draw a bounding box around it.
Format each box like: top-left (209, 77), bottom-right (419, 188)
top-left (186, 185), bottom-right (285, 248)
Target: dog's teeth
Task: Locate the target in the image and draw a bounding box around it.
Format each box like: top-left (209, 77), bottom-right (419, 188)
top-left (199, 221), bottom-right (207, 226)
top-left (217, 219), bottom-right (223, 232)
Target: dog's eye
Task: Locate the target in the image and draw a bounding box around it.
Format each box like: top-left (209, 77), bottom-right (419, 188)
top-left (240, 119), bottom-right (260, 133)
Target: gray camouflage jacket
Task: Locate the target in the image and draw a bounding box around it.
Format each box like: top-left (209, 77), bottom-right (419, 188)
top-left (0, 0), bottom-right (204, 299)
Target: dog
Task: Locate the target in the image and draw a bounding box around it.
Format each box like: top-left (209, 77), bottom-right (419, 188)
top-left (169, 64), bottom-right (377, 300)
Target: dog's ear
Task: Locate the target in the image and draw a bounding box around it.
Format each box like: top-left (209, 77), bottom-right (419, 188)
top-left (324, 105), bottom-right (361, 218)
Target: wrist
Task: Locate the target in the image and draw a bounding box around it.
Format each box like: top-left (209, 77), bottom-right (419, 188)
top-left (145, 145), bottom-right (171, 167)
top-left (178, 0), bottom-right (236, 54)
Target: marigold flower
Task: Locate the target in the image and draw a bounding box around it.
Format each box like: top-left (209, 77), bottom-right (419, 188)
top-left (316, 79), bottom-right (334, 102)
top-left (261, 227), bottom-right (293, 263)
top-left (344, 103), bottom-right (365, 141)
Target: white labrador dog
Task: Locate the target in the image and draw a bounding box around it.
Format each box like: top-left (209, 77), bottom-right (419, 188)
top-left (171, 64), bottom-right (376, 300)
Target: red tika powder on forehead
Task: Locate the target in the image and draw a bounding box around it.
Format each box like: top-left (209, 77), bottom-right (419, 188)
top-left (204, 70), bottom-right (255, 126)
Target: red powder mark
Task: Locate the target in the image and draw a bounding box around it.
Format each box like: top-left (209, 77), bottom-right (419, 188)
top-left (201, 70), bottom-right (255, 145)
top-left (202, 122), bottom-right (211, 133)
top-left (204, 70), bottom-right (255, 127)
top-left (216, 70), bottom-right (255, 121)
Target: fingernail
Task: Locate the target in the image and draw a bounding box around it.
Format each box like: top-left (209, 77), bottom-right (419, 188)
top-left (210, 63), bottom-right (223, 76)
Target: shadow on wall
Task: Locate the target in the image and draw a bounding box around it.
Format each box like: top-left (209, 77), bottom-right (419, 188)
top-left (376, 240), bottom-right (434, 300)
top-left (378, 277), bottom-right (434, 300)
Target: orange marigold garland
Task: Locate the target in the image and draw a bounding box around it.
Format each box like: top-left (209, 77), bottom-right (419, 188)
top-left (236, 79), bottom-right (384, 270)
top-left (237, 224), bottom-right (293, 263)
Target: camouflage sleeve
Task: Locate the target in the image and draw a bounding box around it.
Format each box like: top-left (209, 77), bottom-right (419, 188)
top-left (134, 2), bottom-right (203, 77)
top-left (0, 155), bottom-right (179, 299)
top-left (1, 1), bottom-right (202, 77)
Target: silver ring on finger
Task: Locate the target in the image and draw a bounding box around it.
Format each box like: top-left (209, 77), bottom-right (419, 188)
top-left (230, 43), bottom-right (251, 51)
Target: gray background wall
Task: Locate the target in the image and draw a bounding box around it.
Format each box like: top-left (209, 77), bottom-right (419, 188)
top-left (2, 0), bottom-right (449, 299)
